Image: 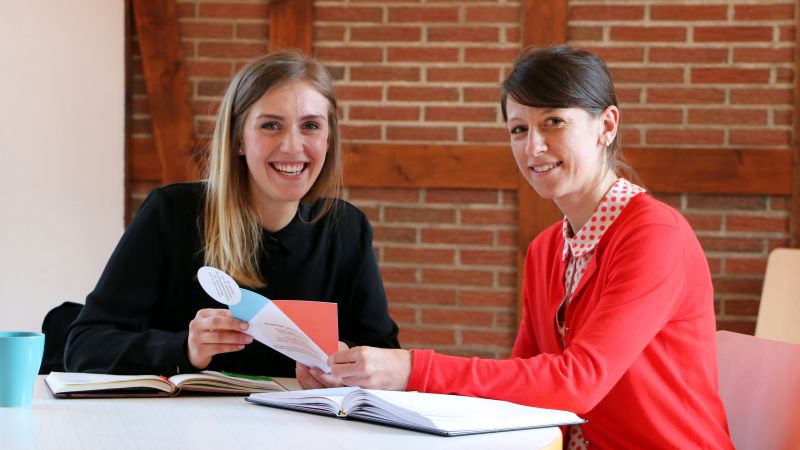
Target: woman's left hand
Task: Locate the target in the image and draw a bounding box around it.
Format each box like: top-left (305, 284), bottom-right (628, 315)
top-left (296, 341), bottom-right (349, 389)
top-left (329, 346), bottom-right (412, 391)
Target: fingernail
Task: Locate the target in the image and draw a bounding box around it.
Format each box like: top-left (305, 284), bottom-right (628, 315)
top-left (239, 322), bottom-right (248, 330)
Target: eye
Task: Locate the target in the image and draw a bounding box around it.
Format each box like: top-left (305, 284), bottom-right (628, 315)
top-left (544, 117), bottom-right (565, 127)
top-left (509, 125), bottom-right (528, 135)
top-left (302, 121), bottom-right (321, 131)
top-left (260, 121), bottom-right (280, 130)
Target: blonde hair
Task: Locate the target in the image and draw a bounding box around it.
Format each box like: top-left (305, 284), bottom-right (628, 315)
top-left (203, 51), bottom-right (342, 288)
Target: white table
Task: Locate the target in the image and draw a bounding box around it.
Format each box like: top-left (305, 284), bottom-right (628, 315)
top-left (2, 377), bottom-right (561, 450)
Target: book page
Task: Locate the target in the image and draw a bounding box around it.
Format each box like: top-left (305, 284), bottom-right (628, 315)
top-left (45, 372), bottom-right (174, 394)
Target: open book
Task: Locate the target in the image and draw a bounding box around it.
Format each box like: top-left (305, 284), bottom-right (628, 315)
top-left (245, 387), bottom-right (585, 436)
top-left (45, 371), bottom-right (286, 398)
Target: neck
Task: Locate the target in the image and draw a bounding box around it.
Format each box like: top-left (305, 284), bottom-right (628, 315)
top-left (556, 172), bottom-right (618, 234)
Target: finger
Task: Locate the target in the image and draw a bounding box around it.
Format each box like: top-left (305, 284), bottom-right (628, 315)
top-left (296, 364), bottom-right (325, 390)
top-left (203, 314), bottom-right (249, 332)
top-left (329, 361), bottom-right (363, 379)
top-left (337, 341), bottom-right (349, 351)
top-left (308, 367), bottom-right (343, 388)
top-left (199, 330), bottom-right (253, 345)
top-left (200, 343), bottom-right (247, 356)
top-left (329, 347), bottom-right (360, 365)
top-left (196, 308), bottom-right (232, 319)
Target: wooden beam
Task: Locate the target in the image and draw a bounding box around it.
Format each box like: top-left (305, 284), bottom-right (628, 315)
top-left (269, 0), bottom-right (314, 54)
top-left (131, 0), bottom-right (197, 184)
top-left (792, 6), bottom-right (800, 248)
top-left (518, 0), bottom-right (569, 321)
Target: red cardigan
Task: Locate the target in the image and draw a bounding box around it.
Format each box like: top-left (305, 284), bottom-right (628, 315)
top-left (407, 194), bottom-right (733, 448)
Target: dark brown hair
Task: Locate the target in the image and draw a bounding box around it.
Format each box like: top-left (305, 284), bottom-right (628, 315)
top-left (501, 45), bottom-right (641, 185)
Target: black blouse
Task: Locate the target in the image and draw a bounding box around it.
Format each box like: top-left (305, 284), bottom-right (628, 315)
top-left (65, 182), bottom-right (399, 376)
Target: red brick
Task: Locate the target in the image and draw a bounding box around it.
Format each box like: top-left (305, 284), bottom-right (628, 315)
top-left (131, 97), bottom-right (149, 114)
top-left (647, 88), bottom-right (726, 105)
top-left (197, 80), bottom-right (229, 96)
top-left (373, 226), bottom-right (417, 244)
top-left (422, 268), bottom-right (494, 286)
top-left (426, 189), bottom-right (498, 204)
top-left (314, 26), bottom-right (346, 42)
top-left (569, 5), bottom-right (644, 21)
top-left (464, 47), bottom-right (522, 63)
top-left (715, 320), bottom-right (756, 335)
top-left (774, 111), bottom-right (792, 126)
top-left (730, 130), bottom-right (791, 146)
top-left (464, 87), bottom-right (501, 102)
top-left (464, 127), bottom-right (509, 143)
top-left (191, 100), bottom-right (219, 116)
top-left (611, 27), bottom-right (687, 42)
top-left (779, 25), bottom-right (795, 42)
top-left (650, 5), bottom-right (728, 21)
top-left (733, 47), bottom-right (794, 63)
top-left (616, 88), bottom-right (642, 104)
top-left (694, 67), bottom-right (771, 84)
top-left (385, 287), bottom-right (457, 305)
top-left (335, 85), bottom-right (383, 101)
top-left (623, 108), bottom-right (683, 125)
top-left (198, 3), bottom-right (268, 19)
top-left (388, 86), bottom-right (458, 102)
top-left (776, 67), bottom-right (794, 83)
top-left (707, 257), bottom-right (722, 274)
top-left (350, 105), bottom-right (420, 121)
top-left (351, 66), bottom-right (420, 82)
top-left (422, 309), bottom-right (494, 327)
top-left (428, 27), bottom-right (500, 43)
top-left (351, 26), bottom-right (422, 42)
top-left (726, 258), bottom-right (768, 276)
top-left (461, 249), bottom-right (515, 266)
top-left (699, 237), bottom-right (764, 253)
top-left (180, 22), bottom-right (233, 39)
top-left (462, 330), bottom-right (516, 347)
top-left (461, 209), bottom-right (516, 226)
top-left (340, 124), bottom-right (381, 140)
top-left (389, 7), bottom-right (459, 22)
top-left (349, 187), bottom-right (419, 202)
top-left (649, 47), bottom-right (728, 64)
top-left (421, 229), bottom-right (494, 246)
top-left (389, 306), bottom-right (418, 325)
top-left (198, 42), bottom-right (267, 59)
top-left (695, 26), bottom-right (773, 43)
top-left (770, 196), bottom-right (790, 211)
top-left (465, 6), bottom-right (518, 23)
top-left (316, 6), bottom-right (383, 22)
top-left (498, 271), bottom-right (516, 288)
top-left (687, 194), bottom-right (766, 210)
top-left (713, 277), bottom-right (763, 295)
top-left (581, 47), bottom-right (645, 63)
top-left (727, 215), bottom-right (788, 233)
top-left (460, 290), bottom-right (515, 307)
top-left (130, 118), bottom-right (152, 134)
top-left (769, 238), bottom-right (791, 251)
top-left (316, 47), bottom-right (383, 62)
top-left (568, 26), bottom-right (603, 41)
top-left (646, 129), bottom-right (724, 146)
top-left (498, 230), bottom-right (516, 246)
top-left (387, 47), bottom-right (459, 63)
top-left (735, 4), bottom-right (795, 20)
top-left (731, 88), bottom-right (792, 105)
top-left (176, 2), bottom-right (196, 18)
top-left (685, 214), bottom-right (722, 231)
top-left (385, 206), bottom-right (456, 224)
top-left (236, 23), bottom-right (269, 40)
top-left (384, 247), bottom-right (455, 264)
top-left (620, 128), bottom-right (641, 147)
top-left (399, 328), bottom-right (456, 346)
top-left (506, 27), bottom-right (521, 44)
top-left (611, 68), bottom-right (684, 83)
top-left (725, 300), bottom-right (761, 316)
top-left (688, 108), bottom-right (767, 125)
top-left (428, 67), bottom-right (500, 83)
top-left (386, 126), bottom-right (457, 141)
top-left (381, 267), bottom-right (417, 283)
top-left (426, 106), bottom-right (497, 122)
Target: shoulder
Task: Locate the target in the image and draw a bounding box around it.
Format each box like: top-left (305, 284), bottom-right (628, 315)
top-left (134, 182), bottom-right (205, 224)
top-left (146, 182), bottom-right (206, 206)
top-left (306, 198), bottom-right (371, 228)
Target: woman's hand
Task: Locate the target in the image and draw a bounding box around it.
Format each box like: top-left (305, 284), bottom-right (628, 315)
top-left (187, 308), bottom-right (253, 369)
top-left (296, 341), bottom-right (349, 389)
top-left (328, 346), bottom-right (412, 391)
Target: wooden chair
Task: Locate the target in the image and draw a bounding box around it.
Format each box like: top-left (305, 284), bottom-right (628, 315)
top-left (755, 248), bottom-right (800, 344)
top-left (716, 330), bottom-right (800, 450)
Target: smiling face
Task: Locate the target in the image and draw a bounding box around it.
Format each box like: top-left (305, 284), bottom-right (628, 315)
top-left (240, 80), bottom-right (330, 226)
top-left (506, 97), bottom-right (619, 212)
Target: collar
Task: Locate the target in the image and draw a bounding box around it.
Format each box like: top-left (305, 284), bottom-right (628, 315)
top-left (561, 178), bottom-right (645, 261)
top-left (263, 201), bottom-right (317, 255)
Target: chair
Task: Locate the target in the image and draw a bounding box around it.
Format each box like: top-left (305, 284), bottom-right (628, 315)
top-left (40, 301), bottom-right (83, 374)
top-left (716, 330), bottom-right (800, 450)
top-left (755, 248), bottom-right (800, 344)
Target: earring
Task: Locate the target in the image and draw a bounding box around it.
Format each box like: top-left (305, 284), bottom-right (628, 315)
top-left (237, 148), bottom-right (244, 155)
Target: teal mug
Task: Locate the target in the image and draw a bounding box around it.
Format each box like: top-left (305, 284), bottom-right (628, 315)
top-left (0, 332), bottom-right (45, 407)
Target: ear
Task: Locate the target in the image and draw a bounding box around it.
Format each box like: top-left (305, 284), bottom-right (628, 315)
top-left (598, 105), bottom-right (620, 147)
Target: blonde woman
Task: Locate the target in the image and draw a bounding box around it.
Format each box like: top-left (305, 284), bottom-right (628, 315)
top-left (65, 51), bottom-right (399, 376)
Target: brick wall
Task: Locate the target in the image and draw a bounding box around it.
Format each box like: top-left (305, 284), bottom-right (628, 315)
top-left (128, 0), bottom-right (795, 357)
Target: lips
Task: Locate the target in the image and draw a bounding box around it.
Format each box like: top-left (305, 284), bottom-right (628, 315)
top-left (270, 162), bottom-right (307, 176)
top-left (531, 161), bottom-right (563, 173)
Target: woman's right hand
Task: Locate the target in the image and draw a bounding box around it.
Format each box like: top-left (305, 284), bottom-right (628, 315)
top-left (187, 308), bottom-right (253, 369)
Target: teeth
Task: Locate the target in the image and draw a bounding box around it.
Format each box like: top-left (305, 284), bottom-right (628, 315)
top-left (532, 162), bottom-right (560, 173)
top-left (272, 162), bottom-right (305, 175)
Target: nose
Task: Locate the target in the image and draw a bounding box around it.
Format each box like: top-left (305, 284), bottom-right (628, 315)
top-left (526, 128), bottom-right (546, 157)
top-left (280, 128), bottom-right (303, 154)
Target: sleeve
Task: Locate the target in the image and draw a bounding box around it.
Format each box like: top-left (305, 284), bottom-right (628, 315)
top-left (407, 222), bottom-right (689, 413)
top-left (64, 189), bottom-right (195, 375)
top-left (339, 209), bottom-right (400, 349)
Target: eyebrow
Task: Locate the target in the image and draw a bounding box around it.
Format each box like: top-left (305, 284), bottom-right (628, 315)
top-left (254, 113), bottom-right (326, 121)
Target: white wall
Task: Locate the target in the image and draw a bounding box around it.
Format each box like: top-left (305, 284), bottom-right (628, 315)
top-left (0, 1), bottom-right (124, 330)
